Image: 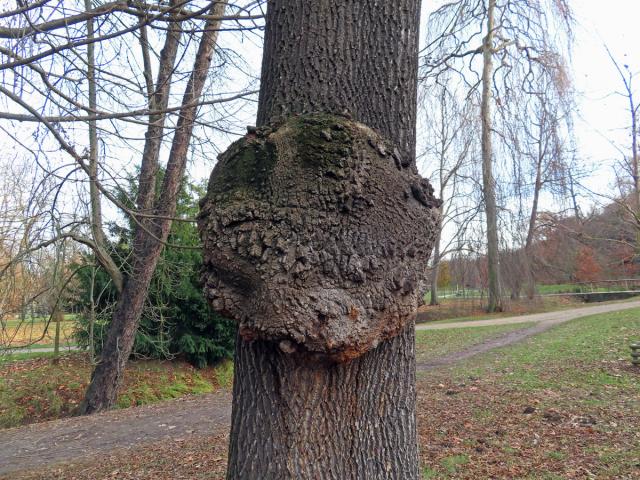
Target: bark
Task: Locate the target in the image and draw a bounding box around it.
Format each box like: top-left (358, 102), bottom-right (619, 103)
top-left (80, 1), bottom-right (227, 414)
top-left (227, 325), bottom-right (418, 479)
top-left (52, 306), bottom-right (62, 364)
top-left (136, 0), bottom-right (182, 220)
top-left (629, 90), bottom-right (639, 214)
top-left (481, 0), bottom-right (502, 312)
top-left (523, 125), bottom-right (545, 298)
top-left (204, 1), bottom-right (435, 478)
top-left (88, 263), bottom-right (96, 360)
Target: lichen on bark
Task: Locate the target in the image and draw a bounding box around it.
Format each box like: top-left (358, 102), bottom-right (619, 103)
top-left (198, 113), bottom-right (440, 362)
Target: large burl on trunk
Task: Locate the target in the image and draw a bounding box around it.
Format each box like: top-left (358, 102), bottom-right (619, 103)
top-left (199, 114), bottom-right (439, 361)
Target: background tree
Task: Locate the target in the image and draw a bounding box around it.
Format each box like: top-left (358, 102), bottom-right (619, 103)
top-left (419, 79), bottom-right (479, 305)
top-left (0, 0), bottom-right (263, 411)
top-left (72, 176), bottom-right (236, 368)
top-left (423, 0), bottom-right (573, 311)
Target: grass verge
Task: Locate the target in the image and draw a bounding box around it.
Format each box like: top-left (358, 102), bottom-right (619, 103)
top-left (0, 354), bottom-right (232, 429)
top-left (5, 310), bottom-right (640, 479)
top-left (416, 308), bottom-right (640, 479)
top-left (415, 322), bottom-right (534, 363)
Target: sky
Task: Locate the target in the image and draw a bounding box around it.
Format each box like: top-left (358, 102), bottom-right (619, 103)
top-left (2, 0), bottom-right (640, 230)
top-left (195, 1), bottom-right (640, 202)
top-left (570, 1), bottom-right (640, 195)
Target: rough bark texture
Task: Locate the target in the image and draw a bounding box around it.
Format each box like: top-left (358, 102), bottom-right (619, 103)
top-left (226, 325), bottom-right (419, 479)
top-left (198, 1), bottom-right (437, 478)
top-left (199, 115), bottom-right (439, 360)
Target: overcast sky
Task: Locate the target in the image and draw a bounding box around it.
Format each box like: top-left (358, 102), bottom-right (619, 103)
top-left (208, 1), bottom-right (640, 200)
top-left (570, 1), bottom-right (639, 193)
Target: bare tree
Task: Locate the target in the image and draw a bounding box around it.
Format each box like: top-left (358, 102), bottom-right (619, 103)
top-left (606, 47), bottom-right (640, 214)
top-left (0, 1), bottom-right (264, 411)
top-left (419, 79), bottom-right (480, 305)
top-left (423, 0), bottom-right (573, 311)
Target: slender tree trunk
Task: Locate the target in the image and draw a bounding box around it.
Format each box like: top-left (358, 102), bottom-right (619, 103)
top-left (568, 169), bottom-right (581, 220)
top-left (481, 0), bottom-right (502, 312)
top-left (88, 262), bottom-right (96, 361)
top-left (628, 92), bottom-right (640, 257)
top-left (80, 1), bottom-right (228, 414)
top-left (52, 306), bottom-right (61, 363)
top-left (84, 0), bottom-right (123, 293)
top-left (226, 1), bottom-right (423, 478)
top-left (524, 133), bottom-right (544, 299)
top-left (430, 229), bottom-right (442, 306)
top-left (629, 92), bottom-right (639, 214)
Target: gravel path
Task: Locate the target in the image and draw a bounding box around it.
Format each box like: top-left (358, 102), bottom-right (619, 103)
top-left (1, 300), bottom-right (638, 477)
top-left (416, 299), bottom-right (640, 330)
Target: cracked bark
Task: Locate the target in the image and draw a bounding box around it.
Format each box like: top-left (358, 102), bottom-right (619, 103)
top-left (200, 1), bottom-right (437, 478)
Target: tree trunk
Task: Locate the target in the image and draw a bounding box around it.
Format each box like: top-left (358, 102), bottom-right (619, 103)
top-left (225, 1), bottom-right (423, 478)
top-left (524, 130), bottom-right (544, 299)
top-left (80, 1), bottom-right (227, 414)
top-left (88, 263), bottom-right (96, 361)
top-left (85, 0), bottom-right (123, 293)
top-left (430, 229), bottom-right (442, 306)
top-left (228, 326), bottom-right (418, 479)
top-left (52, 306), bottom-right (62, 364)
top-left (481, 0), bottom-right (502, 312)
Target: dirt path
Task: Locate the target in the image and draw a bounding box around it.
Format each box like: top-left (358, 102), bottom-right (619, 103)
top-left (416, 299), bottom-right (640, 330)
top-left (1, 300), bottom-right (638, 477)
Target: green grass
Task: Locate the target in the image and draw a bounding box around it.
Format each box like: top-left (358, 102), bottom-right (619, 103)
top-left (418, 308), bottom-right (640, 479)
top-left (214, 359), bottom-right (234, 388)
top-left (0, 354), bottom-right (231, 428)
top-left (546, 450), bottom-right (567, 461)
top-left (535, 283), bottom-right (610, 294)
top-left (415, 322), bottom-right (534, 363)
top-left (451, 309), bottom-right (640, 395)
top-left (0, 351), bottom-right (59, 364)
top-left (440, 454), bottom-right (469, 474)
top-left (430, 284), bottom-right (616, 298)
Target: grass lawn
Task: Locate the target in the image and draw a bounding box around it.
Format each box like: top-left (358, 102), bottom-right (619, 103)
top-left (1, 318), bottom-right (76, 348)
top-left (0, 353), bottom-right (233, 429)
top-left (417, 308), bottom-right (640, 479)
top-left (418, 295), bottom-right (585, 324)
top-left (415, 322), bottom-right (534, 363)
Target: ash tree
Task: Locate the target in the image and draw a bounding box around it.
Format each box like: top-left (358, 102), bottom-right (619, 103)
top-left (198, 0), bottom-right (440, 478)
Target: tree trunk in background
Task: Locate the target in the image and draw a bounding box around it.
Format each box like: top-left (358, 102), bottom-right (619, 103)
top-left (481, 0), bottom-right (502, 312)
top-left (226, 1), bottom-right (422, 478)
top-left (52, 306), bottom-right (62, 364)
top-left (80, 1), bottom-right (228, 414)
top-left (524, 135), bottom-right (544, 299)
top-left (430, 229), bottom-right (442, 306)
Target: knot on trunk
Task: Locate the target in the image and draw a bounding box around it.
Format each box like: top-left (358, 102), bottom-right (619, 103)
top-left (198, 113), bottom-right (440, 362)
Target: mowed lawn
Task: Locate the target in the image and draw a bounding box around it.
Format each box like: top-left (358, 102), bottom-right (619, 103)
top-left (3, 311), bottom-right (639, 479)
top-left (1, 316), bottom-right (76, 348)
top-left (417, 309), bottom-right (640, 479)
